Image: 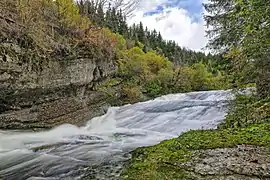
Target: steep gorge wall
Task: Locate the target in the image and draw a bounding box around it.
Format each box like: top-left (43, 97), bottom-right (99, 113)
top-left (0, 43), bottom-right (116, 129)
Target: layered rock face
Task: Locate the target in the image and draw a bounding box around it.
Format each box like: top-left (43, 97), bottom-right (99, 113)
top-left (0, 42), bottom-right (115, 129)
top-left (0, 0), bottom-right (119, 129)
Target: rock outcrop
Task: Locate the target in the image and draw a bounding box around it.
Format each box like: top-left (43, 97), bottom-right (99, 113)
top-left (173, 145), bottom-right (270, 180)
top-left (0, 1), bottom-right (117, 129)
top-left (0, 42), bottom-right (116, 129)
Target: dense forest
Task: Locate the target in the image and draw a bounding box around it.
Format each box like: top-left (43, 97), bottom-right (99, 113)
top-left (77, 0), bottom-right (213, 65)
top-left (73, 0), bottom-right (237, 103)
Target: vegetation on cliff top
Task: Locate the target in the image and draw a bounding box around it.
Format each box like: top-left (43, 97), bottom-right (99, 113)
top-left (0, 0), bottom-right (269, 178)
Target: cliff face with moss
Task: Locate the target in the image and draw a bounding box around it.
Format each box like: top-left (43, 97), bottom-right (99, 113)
top-left (0, 0), bottom-right (117, 129)
top-left (0, 43), bottom-right (115, 129)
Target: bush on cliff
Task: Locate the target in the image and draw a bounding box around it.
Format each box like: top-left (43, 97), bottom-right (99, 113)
top-left (1, 0), bottom-right (118, 62)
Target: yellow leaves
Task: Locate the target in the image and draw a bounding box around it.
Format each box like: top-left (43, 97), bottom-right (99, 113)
top-left (128, 47), bottom-right (145, 55)
top-left (122, 84), bottom-right (143, 103)
top-left (157, 68), bottom-right (174, 86)
top-left (117, 46), bottom-right (175, 98)
top-left (55, 0), bottom-right (90, 29)
top-left (115, 33), bottom-right (127, 50)
top-left (145, 51), bottom-right (172, 74)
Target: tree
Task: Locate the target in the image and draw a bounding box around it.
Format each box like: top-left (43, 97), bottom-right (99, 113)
top-left (87, 0), bottom-right (140, 17)
top-left (137, 22), bottom-right (145, 43)
top-left (204, 0), bottom-right (270, 98)
top-left (77, 0), bottom-right (223, 67)
top-left (117, 9), bottom-right (128, 36)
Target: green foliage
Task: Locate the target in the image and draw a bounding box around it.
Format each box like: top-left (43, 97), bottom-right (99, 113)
top-left (122, 123), bottom-right (270, 179)
top-left (122, 83), bottom-right (143, 104)
top-left (55, 0), bottom-right (82, 28)
top-left (115, 33), bottom-right (127, 50)
top-left (72, 0), bottom-right (233, 104)
top-left (171, 63), bottom-right (230, 93)
top-left (144, 80), bottom-right (162, 98)
top-left (204, 0), bottom-right (270, 98)
top-left (219, 94), bottom-right (270, 129)
top-left (157, 68), bottom-right (174, 90)
top-left (10, 0), bottom-right (232, 106)
top-left (190, 62), bottom-right (212, 91)
top-left (117, 47), bottom-right (172, 82)
top-left (145, 51), bottom-right (173, 74)
top-left (115, 46), bottom-right (230, 102)
top-left (117, 47), bottom-right (176, 99)
top-left (77, 0), bottom-right (223, 66)
top-left (117, 47), bottom-right (150, 82)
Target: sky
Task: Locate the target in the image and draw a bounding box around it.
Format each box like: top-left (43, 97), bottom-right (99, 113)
top-left (128, 0), bottom-right (208, 52)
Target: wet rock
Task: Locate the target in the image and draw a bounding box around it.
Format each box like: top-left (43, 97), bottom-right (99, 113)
top-left (71, 135), bottom-right (104, 141)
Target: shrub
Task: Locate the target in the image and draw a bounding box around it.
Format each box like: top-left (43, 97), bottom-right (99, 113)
top-left (144, 80), bottom-right (162, 97)
top-left (122, 83), bottom-right (143, 103)
top-left (219, 94), bottom-right (270, 129)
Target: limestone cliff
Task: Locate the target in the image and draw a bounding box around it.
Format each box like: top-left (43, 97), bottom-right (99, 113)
top-left (0, 1), bottom-right (116, 129)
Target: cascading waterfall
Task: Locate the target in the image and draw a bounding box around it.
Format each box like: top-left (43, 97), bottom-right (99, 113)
top-left (0, 90), bottom-right (233, 179)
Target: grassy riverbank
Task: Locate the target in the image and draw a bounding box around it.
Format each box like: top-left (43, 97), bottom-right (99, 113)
top-left (121, 94), bottom-right (270, 179)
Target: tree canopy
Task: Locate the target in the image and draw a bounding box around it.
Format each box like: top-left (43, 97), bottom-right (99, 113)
top-left (204, 0), bottom-right (270, 98)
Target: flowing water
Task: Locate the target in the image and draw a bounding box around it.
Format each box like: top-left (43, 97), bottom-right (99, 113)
top-left (0, 90), bottom-right (233, 180)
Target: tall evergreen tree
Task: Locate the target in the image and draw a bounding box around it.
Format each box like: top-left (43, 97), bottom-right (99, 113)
top-left (137, 22), bottom-right (145, 44)
top-left (105, 3), bottom-right (113, 29)
top-left (96, 3), bottom-right (105, 26)
top-left (110, 7), bottom-right (118, 32)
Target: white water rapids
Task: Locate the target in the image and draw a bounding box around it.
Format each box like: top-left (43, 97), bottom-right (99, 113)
top-left (0, 90), bottom-right (233, 179)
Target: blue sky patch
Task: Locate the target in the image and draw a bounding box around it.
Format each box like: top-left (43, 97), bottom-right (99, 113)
top-left (143, 0), bottom-right (203, 22)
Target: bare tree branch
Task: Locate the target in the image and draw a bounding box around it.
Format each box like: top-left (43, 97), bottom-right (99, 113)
top-left (89, 0), bottom-right (141, 17)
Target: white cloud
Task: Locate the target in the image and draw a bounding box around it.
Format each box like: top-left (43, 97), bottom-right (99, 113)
top-left (128, 6), bottom-right (208, 52)
top-left (138, 0), bottom-right (167, 11)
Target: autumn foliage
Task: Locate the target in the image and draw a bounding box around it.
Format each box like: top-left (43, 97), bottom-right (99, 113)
top-left (1, 0), bottom-right (118, 58)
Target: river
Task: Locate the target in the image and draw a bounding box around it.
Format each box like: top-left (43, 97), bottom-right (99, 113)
top-left (0, 90), bottom-right (233, 179)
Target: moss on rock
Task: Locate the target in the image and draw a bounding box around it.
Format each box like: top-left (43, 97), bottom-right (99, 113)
top-left (121, 123), bottom-right (270, 179)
